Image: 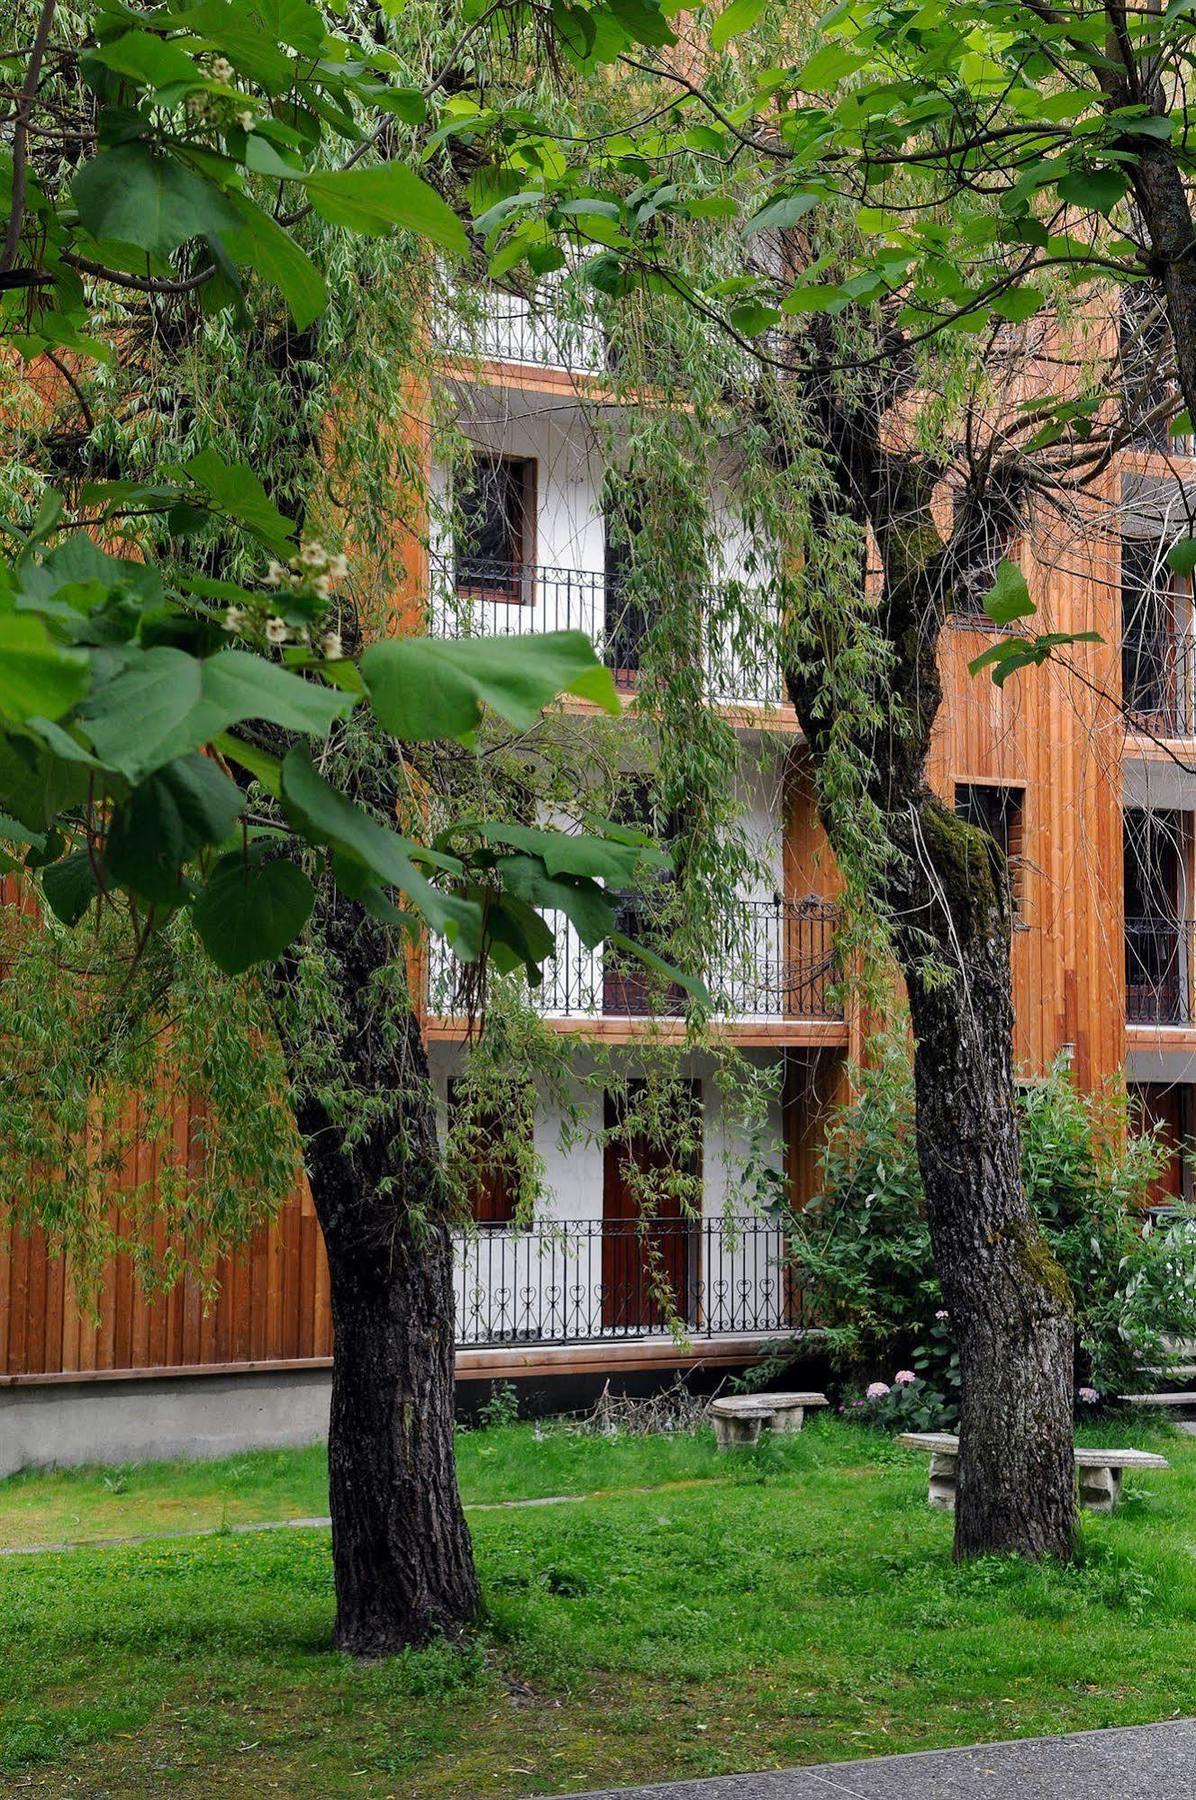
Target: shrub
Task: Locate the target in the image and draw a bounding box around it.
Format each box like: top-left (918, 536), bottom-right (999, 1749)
top-left (791, 1037), bottom-right (1196, 1405)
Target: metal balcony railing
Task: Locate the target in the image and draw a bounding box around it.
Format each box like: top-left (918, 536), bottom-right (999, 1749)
top-left (429, 896), bottom-right (841, 1024)
top-left (433, 270), bottom-right (608, 375)
top-left (1123, 631), bottom-right (1196, 737)
top-left (453, 1214), bottom-right (803, 1345)
top-left (1126, 916), bottom-right (1196, 1026)
top-left (429, 558), bottom-right (787, 709)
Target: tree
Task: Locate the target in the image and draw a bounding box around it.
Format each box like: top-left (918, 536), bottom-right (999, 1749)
top-left (0, 0), bottom-right (694, 1653)
top-left (451, 2), bottom-right (1111, 1559)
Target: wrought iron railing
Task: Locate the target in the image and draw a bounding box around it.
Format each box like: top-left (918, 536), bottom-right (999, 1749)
top-left (433, 270), bottom-right (608, 375)
top-left (1126, 916), bottom-right (1196, 1025)
top-left (428, 558), bottom-right (787, 708)
top-left (1123, 631), bottom-right (1195, 737)
top-left (453, 1214), bottom-right (802, 1345)
top-left (428, 896), bottom-right (841, 1023)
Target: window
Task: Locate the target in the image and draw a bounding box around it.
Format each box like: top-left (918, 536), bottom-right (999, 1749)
top-left (1120, 284), bottom-right (1178, 454)
top-left (1121, 536), bottom-right (1188, 734)
top-left (603, 497), bottom-right (650, 678)
top-left (446, 1081), bottom-right (529, 1226)
top-left (454, 454), bottom-right (535, 600)
top-left (954, 783), bottom-right (1027, 915)
top-left (950, 489), bottom-right (1021, 617)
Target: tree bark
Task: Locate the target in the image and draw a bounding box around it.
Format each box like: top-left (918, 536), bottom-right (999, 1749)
top-left (783, 434), bottom-right (1077, 1559)
top-left (274, 891), bottom-right (480, 1656)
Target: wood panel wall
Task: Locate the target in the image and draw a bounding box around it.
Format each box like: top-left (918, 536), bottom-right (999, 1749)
top-left (0, 1191), bottom-right (331, 1380)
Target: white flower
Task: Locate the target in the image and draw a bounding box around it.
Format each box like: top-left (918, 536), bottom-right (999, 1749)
top-left (935, 1309), bottom-right (949, 1321)
top-left (236, 109), bottom-right (255, 131)
top-left (312, 572), bottom-right (332, 599)
top-left (209, 55), bottom-right (235, 84)
top-left (865, 1381), bottom-right (890, 1400)
top-left (327, 552), bottom-right (349, 580)
top-left (265, 616), bottom-right (290, 644)
top-left (264, 559), bottom-right (286, 588)
top-left (299, 540), bottom-right (327, 568)
top-left (1077, 1386), bottom-right (1099, 1404)
top-left (320, 629), bottom-right (343, 660)
top-left (222, 605), bottom-right (246, 632)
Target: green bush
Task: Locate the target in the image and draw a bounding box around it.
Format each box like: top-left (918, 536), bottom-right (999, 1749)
top-left (791, 1037), bottom-right (1196, 1406)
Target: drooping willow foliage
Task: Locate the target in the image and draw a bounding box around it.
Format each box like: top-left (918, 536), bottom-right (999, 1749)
top-left (0, 0), bottom-right (1124, 1292)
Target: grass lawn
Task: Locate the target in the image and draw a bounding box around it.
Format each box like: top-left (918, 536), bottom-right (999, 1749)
top-left (2, 1415), bottom-right (1195, 1798)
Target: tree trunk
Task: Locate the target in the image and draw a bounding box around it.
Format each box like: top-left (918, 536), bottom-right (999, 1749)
top-left (783, 441), bottom-right (1076, 1560)
top-left (899, 802), bottom-right (1076, 1559)
top-left (275, 894), bottom-right (480, 1656)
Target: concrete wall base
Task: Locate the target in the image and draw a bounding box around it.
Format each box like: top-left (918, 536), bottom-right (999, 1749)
top-left (0, 1338), bottom-right (829, 1477)
top-left (0, 1369), bottom-right (332, 1480)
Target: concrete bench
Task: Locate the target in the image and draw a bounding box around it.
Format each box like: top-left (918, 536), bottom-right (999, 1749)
top-left (897, 1432), bottom-right (1169, 1514)
top-left (711, 1391), bottom-right (829, 1450)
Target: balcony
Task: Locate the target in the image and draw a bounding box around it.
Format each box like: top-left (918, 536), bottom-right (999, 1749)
top-left (429, 558), bottom-right (787, 709)
top-left (1127, 916), bottom-right (1195, 1026)
top-left (454, 1214), bottom-right (803, 1346)
top-left (433, 269), bottom-right (607, 377)
top-left (429, 896), bottom-right (841, 1026)
top-left (1123, 630), bottom-right (1195, 738)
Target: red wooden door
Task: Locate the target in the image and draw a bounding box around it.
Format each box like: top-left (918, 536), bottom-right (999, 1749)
top-left (1130, 1082), bottom-right (1189, 1210)
top-left (601, 1083), bottom-right (700, 1329)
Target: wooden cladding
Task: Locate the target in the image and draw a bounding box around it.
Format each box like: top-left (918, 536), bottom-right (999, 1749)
top-left (0, 1190), bottom-right (330, 1380)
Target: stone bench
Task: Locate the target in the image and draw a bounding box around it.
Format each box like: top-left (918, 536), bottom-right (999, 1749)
top-left (897, 1432), bottom-right (1170, 1514)
top-left (711, 1391), bottom-right (829, 1450)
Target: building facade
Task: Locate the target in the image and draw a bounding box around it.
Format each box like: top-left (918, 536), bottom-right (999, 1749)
top-left (0, 274), bottom-right (1188, 1465)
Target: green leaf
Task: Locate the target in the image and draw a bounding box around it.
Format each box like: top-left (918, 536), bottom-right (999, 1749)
top-left (728, 300), bottom-right (780, 336)
top-left (796, 43), bottom-right (866, 86)
top-left (192, 852), bottom-right (315, 973)
top-left (361, 631), bottom-right (620, 742)
top-left (304, 164), bottom-right (468, 254)
top-left (0, 614), bottom-right (90, 725)
top-left (280, 743), bottom-right (469, 936)
top-left (1168, 538), bottom-right (1196, 576)
top-left (712, 0), bottom-right (766, 52)
top-left (72, 143), bottom-right (243, 258)
top-left (83, 30), bottom-right (204, 91)
top-left (606, 0), bottom-right (677, 47)
top-left (478, 821), bottom-right (655, 884)
top-left (40, 850), bottom-right (100, 927)
top-left (213, 731), bottom-right (283, 796)
top-left (220, 195), bottom-right (327, 330)
top-left (105, 754), bottom-right (245, 904)
top-left (181, 448), bottom-right (294, 550)
top-left (980, 558), bottom-right (1035, 626)
top-left (1057, 167), bottom-right (1129, 214)
top-left (745, 191), bottom-right (821, 237)
top-left (81, 648), bottom-right (204, 781)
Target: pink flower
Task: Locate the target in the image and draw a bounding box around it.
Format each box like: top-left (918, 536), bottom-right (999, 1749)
top-left (1078, 1386), bottom-right (1099, 1404)
top-left (935, 1309), bottom-right (949, 1321)
top-left (894, 1370), bottom-right (916, 1385)
top-left (866, 1381), bottom-right (890, 1400)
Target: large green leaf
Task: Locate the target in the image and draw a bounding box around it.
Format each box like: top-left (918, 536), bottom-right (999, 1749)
top-left (72, 143), bottom-right (243, 258)
top-left (305, 165), bottom-right (469, 253)
top-left (105, 754), bottom-right (245, 904)
top-left (0, 614), bottom-right (90, 724)
top-left (82, 31), bottom-right (204, 91)
top-left (280, 743), bottom-right (471, 937)
top-left (980, 558), bottom-right (1035, 626)
top-left (362, 631), bottom-right (620, 742)
top-left (81, 647), bottom-right (204, 781)
top-left (181, 449), bottom-right (294, 551)
top-left (220, 195), bottom-right (327, 331)
top-left (712, 0), bottom-right (766, 52)
top-left (192, 851), bottom-right (315, 973)
top-left (478, 821), bottom-right (654, 884)
top-left (40, 850), bottom-right (101, 927)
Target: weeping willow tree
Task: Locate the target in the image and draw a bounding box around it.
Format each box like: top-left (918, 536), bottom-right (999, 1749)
top-left (447, 4), bottom-right (1152, 1562)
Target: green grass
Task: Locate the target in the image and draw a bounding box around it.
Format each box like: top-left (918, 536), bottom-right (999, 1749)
top-left (2, 1416), bottom-right (1196, 1797)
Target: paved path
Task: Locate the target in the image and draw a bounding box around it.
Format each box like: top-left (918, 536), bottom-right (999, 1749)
top-left (564, 1719), bottom-right (1196, 1798)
